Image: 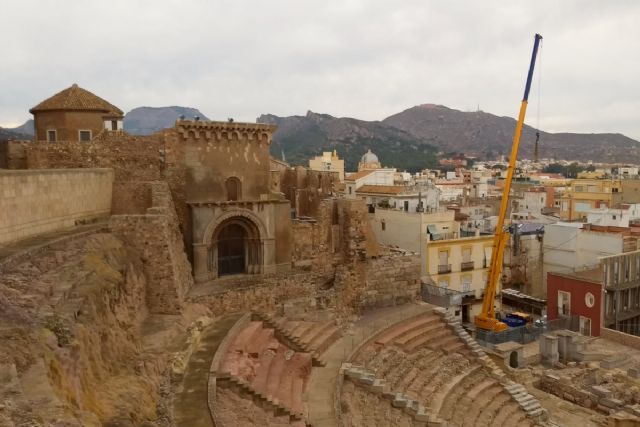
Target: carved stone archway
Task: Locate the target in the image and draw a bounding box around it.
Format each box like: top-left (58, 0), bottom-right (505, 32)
top-left (200, 210), bottom-right (267, 279)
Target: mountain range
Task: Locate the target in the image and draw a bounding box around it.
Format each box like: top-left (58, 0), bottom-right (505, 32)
top-left (258, 111), bottom-right (437, 172)
top-left (3, 104), bottom-right (639, 171)
top-left (382, 104), bottom-right (640, 164)
top-left (123, 106), bottom-right (209, 135)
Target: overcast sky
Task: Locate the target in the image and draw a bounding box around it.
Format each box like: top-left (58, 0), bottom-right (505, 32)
top-left (2, 0), bottom-right (639, 139)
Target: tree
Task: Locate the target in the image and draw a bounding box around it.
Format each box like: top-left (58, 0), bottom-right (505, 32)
top-left (542, 163), bottom-right (565, 174)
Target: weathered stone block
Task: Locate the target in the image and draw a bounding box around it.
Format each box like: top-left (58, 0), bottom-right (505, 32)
top-left (591, 385), bottom-right (612, 398)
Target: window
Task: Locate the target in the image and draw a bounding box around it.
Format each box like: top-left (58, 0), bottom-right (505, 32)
top-left (462, 275), bottom-right (471, 292)
top-left (585, 292), bottom-right (595, 308)
top-left (612, 215), bottom-right (617, 220)
top-left (225, 177), bottom-right (241, 201)
top-left (558, 291), bottom-right (571, 317)
top-left (79, 130), bottom-right (92, 142)
top-left (381, 220), bottom-right (386, 231)
top-left (111, 120), bottom-right (118, 131)
top-left (47, 130), bottom-right (56, 142)
top-left (348, 186), bottom-right (352, 195)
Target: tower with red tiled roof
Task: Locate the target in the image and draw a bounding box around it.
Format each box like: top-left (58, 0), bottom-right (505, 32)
top-left (30, 83), bottom-right (124, 142)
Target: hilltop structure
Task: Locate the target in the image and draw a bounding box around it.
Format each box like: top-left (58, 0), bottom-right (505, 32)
top-left (30, 83), bottom-right (124, 142)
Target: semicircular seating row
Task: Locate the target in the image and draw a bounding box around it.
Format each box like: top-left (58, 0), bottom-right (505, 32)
top-left (343, 312), bottom-right (536, 427)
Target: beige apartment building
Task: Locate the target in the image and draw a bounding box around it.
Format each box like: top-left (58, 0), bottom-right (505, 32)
top-left (424, 233), bottom-right (494, 322)
top-left (558, 178), bottom-right (640, 221)
top-left (308, 150), bottom-right (345, 182)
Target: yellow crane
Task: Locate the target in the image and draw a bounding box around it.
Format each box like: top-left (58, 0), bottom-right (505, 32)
top-left (475, 33), bottom-right (543, 332)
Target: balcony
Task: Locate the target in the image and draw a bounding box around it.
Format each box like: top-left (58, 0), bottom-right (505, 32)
top-left (461, 261), bottom-right (475, 271)
top-left (438, 264), bottom-right (452, 274)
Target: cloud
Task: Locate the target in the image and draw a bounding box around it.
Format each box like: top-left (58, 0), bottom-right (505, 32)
top-left (1, 0), bottom-right (639, 140)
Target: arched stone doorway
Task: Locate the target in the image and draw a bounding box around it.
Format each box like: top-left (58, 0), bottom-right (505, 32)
top-left (208, 216), bottom-right (262, 277)
top-left (217, 223), bottom-right (246, 276)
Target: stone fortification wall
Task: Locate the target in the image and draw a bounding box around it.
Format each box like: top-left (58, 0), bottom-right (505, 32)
top-left (0, 168), bottom-right (113, 245)
top-left (0, 140), bottom-right (28, 169)
top-left (23, 133), bottom-right (170, 215)
top-left (109, 181), bottom-right (194, 314)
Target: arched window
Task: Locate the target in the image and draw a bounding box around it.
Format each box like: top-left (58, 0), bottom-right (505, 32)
top-left (226, 177), bottom-right (241, 201)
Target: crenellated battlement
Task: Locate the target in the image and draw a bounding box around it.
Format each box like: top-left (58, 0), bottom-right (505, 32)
top-left (175, 120), bottom-right (276, 145)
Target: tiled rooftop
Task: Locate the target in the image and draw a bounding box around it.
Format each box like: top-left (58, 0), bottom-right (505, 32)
top-left (30, 83), bottom-right (123, 115)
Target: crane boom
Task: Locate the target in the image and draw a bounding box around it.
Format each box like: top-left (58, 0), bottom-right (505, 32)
top-left (475, 33), bottom-right (543, 332)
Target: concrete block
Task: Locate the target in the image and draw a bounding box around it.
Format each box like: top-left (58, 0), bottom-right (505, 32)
top-left (415, 409), bottom-right (430, 422)
top-left (600, 354), bottom-right (626, 369)
top-left (527, 408), bottom-right (544, 418)
top-left (600, 397), bottom-right (623, 409)
top-left (623, 404), bottom-right (640, 417)
top-left (382, 390), bottom-right (395, 400)
top-left (591, 385), bottom-right (612, 398)
top-left (596, 404), bottom-right (614, 415)
top-left (358, 376), bottom-right (375, 386)
top-left (544, 372), bottom-right (560, 381)
top-left (371, 379), bottom-right (385, 393)
top-left (628, 367), bottom-right (640, 379)
top-left (522, 401), bottom-right (541, 412)
top-left (392, 394), bottom-right (408, 408)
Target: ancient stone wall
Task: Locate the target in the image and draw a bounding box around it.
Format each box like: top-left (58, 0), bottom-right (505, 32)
top-left (291, 200), bottom-right (338, 268)
top-left (187, 270), bottom-right (333, 315)
top-left (109, 181), bottom-right (194, 314)
top-left (190, 252), bottom-right (419, 320)
top-left (600, 328), bottom-right (640, 350)
top-left (280, 166), bottom-right (339, 217)
top-left (338, 198), bottom-right (381, 260)
top-left (0, 140), bottom-right (28, 169)
top-left (361, 254), bottom-right (421, 308)
top-left (0, 168), bottom-right (113, 245)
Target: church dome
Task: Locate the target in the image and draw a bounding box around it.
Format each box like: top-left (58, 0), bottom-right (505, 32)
top-left (361, 149), bottom-right (379, 164)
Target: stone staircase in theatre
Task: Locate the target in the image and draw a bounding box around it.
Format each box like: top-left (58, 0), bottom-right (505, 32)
top-left (215, 318), bottom-right (315, 426)
top-left (253, 312), bottom-right (342, 366)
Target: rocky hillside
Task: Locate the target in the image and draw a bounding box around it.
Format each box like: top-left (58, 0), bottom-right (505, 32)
top-left (383, 104), bottom-right (640, 163)
top-left (0, 232), bottom-right (204, 426)
top-left (124, 106), bottom-right (210, 135)
top-left (258, 111), bottom-right (438, 172)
